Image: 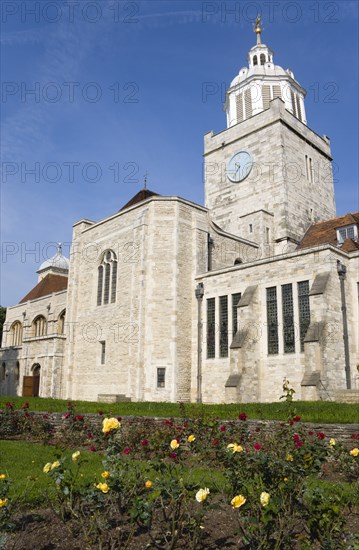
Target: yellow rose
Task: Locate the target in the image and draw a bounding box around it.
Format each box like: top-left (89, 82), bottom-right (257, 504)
top-left (329, 438), bottom-right (336, 447)
top-left (195, 488), bottom-right (210, 503)
top-left (43, 463), bottom-right (52, 473)
top-left (0, 474), bottom-right (6, 480)
top-left (96, 483), bottom-right (109, 493)
top-left (102, 417), bottom-right (121, 434)
top-left (51, 461), bottom-right (60, 470)
top-left (170, 439), bottom-right (180, 450)
top-left (350, 448), bottom-right (359, 457)
top-left (283, 477), bottom-right (288, 482)
top-left (231, 495), bottom-right (246, 509)
top-left (101, 471), bottom-right (110, 479)
top-left (0, 499), bottom-right (8, 508)
top-left (72, 451), bottom-right (81, 461)
top-left (227, 443), bottom-right (243, 453)
top-left (260, 492), bottom-right (270, 507)
top-left (187, 435), bottom-right (196, 443)
top-left (145, 480), bottom-right (152, 488)
top-left (286, 454), bottom-right (294, 461)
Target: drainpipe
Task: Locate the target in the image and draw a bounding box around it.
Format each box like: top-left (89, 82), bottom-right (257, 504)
top-left (195, 283), bottom-right (204, 403)
top-left (337, 260), bottom-right (351, 389)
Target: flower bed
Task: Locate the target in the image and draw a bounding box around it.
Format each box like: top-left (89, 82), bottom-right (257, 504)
top-left (1, 383), bottom-right (359, 549)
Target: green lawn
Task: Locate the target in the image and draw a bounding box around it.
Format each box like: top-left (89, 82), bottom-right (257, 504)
top-left (1, 396), bottom-right (359, 423)
top-left (0, 441), bottom-right (103, 504)
top-left (1, 441), bottom-right (357, 507)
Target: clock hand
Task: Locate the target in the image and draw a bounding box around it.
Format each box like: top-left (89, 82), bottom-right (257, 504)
top-left (234, 162), bottom-right (241, 177)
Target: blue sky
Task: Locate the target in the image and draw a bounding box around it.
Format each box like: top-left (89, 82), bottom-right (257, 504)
top-left (1, 0), bottom-right (358, 306)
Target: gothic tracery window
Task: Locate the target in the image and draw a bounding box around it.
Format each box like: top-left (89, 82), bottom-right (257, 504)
top-left (97, 250), bottom-right (118, 306)
top-left (10, 321), bottom-right (22, 346)
top-left (58, 310), bottom-right (66, 335)
top-left (33, 315), bottom-right (47, 337)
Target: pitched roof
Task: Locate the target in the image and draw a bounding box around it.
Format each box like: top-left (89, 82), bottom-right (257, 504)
top-left (297, 212), bottom-right (359, 250)
top-left (19, 274), bottom-right (68, 304)
top-left (119, 189), bottom-right (160, 212)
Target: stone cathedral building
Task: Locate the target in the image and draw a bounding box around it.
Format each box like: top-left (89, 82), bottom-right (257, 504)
top-left (1, 23), bottom-right (358, 403)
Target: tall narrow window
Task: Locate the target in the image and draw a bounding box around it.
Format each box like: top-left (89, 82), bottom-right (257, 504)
top-left (58, 310), bottom-right (66, 335)
top-left (309, 157), bottom-right (314, 183)
top-left (33, 316), bottom-right (46, 337)
top-left (232, 293), bottom-right (241, 337)
top-left (262, 84), bottom-right (271, 109)
top-left (266, 287), bottom-right (278, 354)
top-left (219, 295), bottom-right (228, 358)
top-left (282, 284), bottom-right (295, 353)
top-left (10, 321), bottom-right (22, 346)
top-left (207, 298), bottom-right (215, 359)
top-left (296, 95), bottom-right (302, 121)
top-left (244, 88), bottom-right (252, 118)
top-left (157, 368), bottom-right (165, 388)
top-left (260, 53), bottom-right (266, 65)
top-left (100, 341), bottom-right (106, 365)
top-left (97, 250), bottom-right (117, 306)
top-left (298, 281), bottom-right (310, 352)
top-left (236, 93), bottom-right (244, 123)
top-left (253, 55), bottom-right (258, 66)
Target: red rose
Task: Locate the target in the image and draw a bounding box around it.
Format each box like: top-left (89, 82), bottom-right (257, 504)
top-left (220, 425), bottom-right (226, 432)
top-left (123, 447), bottom-right (131, 455)
top-left (289, 420), bottom-right (294, 426)
top-left (238, 413), bottom-right (247, 421)
top-left (254, 443), bottom-right (262, 451)
top-left (117, 417), bottom-right (122, 421)
top-left (141, 439), bottom-right (149, 446)
top-left (89, 445), bottom-right (96, 452)
top-left (316, 432), bottom-right (325, 440)
top-left (98, 411), bottom-right (104, 415)
top-left (293, 415), bottom-right (301, 422)
top-left (169, 452), bottom-right (177, 459)
top-left (308, 431), bottom-right (314, 436)
top-left (213, 438), bottom-right (219, 446)
top-left (295, 441), bottom-right (303, 447)
top-left (87, 433), bottom-right (93, 439)
top-left (77, 415), bottom-right (83, 421)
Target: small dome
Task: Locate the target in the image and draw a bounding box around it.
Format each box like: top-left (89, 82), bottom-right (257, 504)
top-left (38, 244), bottom-right (69, 272)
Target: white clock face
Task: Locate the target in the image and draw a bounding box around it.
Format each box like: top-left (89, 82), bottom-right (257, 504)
top-left (227, 151), bottom-right (253, 183)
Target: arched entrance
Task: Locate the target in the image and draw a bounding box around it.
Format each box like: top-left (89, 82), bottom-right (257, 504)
top-left (22, 364), bottom-right (41, 397)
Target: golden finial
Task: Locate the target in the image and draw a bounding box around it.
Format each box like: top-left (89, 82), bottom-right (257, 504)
top-left (254, 15), bottom-right (262, 45)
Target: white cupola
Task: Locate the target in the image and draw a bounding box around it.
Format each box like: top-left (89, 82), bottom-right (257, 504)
top-left (224, 17), bottom-right (307, 128)
top-left (37, 243), bottom-right (70, 281)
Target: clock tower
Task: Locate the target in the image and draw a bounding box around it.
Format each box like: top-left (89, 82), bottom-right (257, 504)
top-left (204, 19), bottom-right (336, 253)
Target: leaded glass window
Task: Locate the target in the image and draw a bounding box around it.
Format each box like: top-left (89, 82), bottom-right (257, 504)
top-left (298, 281), bottom-right (310, 352)
top-left (282, 284), bottom-right (295, 353)
top-left (266, 287), bottom-right (278, 354)
top-left (207, 298), bottom-right (215, 359)
top-left (97, 250), bottom-right (117, 306)
top-left (219, 295), bottom-right (228, 358)
top-left (232, 293), bottom-right (241, 337)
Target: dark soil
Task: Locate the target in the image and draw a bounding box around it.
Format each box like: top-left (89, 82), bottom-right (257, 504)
top-left (3, 499), bottom-right (359, 550)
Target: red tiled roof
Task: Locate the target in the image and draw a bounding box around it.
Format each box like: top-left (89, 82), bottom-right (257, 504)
top-left (297, 212), bottom-right (359, 250)
top-left (19, 274), bottom-right (68, 304)
top-left (119, 189), bottom-right (160, 212)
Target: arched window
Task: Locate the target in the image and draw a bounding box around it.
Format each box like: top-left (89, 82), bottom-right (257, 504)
top-left (33, 315), bottom-right (47, 337)
top-left (97, 250), bottom-right (118, 306)
top-left (253, 55), bottom-right (258, 66)
top-left (58, 310), bottom-right (66, 335)
top-left (10, 321), bottom-right (22, 346)
top-left (260, 53), bottom-right (266, 65)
